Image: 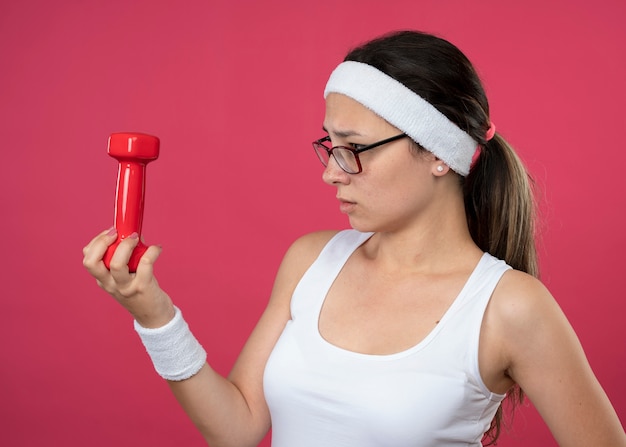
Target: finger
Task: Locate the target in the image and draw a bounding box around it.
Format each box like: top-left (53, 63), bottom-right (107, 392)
top-left (83, 228), bottom-right (117, 274)
top-left (135, 244), bottom-right (163, 284)
top-left (82, 227), bottom-right (115, 257)
top-left (108, 233), bottom-right (139, 283)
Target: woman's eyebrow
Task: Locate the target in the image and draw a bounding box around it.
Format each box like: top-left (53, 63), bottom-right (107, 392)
top-left (321, 126), bottom-right (363, 138)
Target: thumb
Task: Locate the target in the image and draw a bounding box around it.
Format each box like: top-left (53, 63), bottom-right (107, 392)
top-left (135, 244), bottom-right (163, 283)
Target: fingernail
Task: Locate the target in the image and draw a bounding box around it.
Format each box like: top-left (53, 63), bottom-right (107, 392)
top-left (128, 232), bottom-right (139, 240)
top-left (106, 227), bottom-right (117, 236)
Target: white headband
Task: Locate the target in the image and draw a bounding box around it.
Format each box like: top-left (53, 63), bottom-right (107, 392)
top-left (324, 61), bottom-right (477, 176)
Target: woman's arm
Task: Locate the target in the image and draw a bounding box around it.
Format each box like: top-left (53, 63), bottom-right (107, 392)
top-left (83, 228), bottom-right (337, 447)
top-left (490, 270), bottom-right (626, 447)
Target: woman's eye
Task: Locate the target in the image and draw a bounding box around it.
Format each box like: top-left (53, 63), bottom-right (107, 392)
top-left (350, 143), bottom-right (366, 150)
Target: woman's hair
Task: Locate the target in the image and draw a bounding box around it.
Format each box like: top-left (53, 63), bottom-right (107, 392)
top-left (345, 30), bottom-right (538, 443)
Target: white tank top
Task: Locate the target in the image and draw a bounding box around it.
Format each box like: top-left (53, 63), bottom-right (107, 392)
top-left (264, 230), bottom-right (510, 447)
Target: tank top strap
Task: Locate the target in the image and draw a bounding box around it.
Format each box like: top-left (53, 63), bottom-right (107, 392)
top-left (290, 230), bottom-right (373, 325)
top-left (434, 252), bottom-right (511, 400)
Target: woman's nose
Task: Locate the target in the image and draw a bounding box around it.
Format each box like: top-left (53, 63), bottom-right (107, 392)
top-left (322, 155), bottom-right (350, 185)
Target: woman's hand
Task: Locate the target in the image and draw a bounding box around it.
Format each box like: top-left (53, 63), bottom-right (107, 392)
top-left (82, 228), bottom-right (175, 328)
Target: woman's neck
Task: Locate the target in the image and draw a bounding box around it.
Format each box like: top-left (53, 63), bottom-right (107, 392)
top-left (360, 193), bottom-right (482, 276)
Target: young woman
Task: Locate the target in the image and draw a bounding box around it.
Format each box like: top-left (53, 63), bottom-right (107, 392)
top-left (83, 31), bottom-right (626, 446)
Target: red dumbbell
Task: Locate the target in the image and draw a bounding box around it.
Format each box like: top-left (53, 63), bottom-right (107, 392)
top-left (103, 132), bottom-right (160, 272)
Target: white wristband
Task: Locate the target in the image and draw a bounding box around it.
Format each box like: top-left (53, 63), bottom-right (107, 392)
top-left (134, 306), bottom-right (207, 381)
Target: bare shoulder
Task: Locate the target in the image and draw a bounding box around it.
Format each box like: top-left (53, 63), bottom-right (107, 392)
top-left (280, 230), bottom-right (340, 274)
top-left (481, 269), bottom-right (563, 388)
top-left (224, 229), bottom-right (342, 440)
top-left (487, 269), bottom-right (572, 361)
top-left (287, 230), bottom-right (340, 254)
top-left (488, 269), bottom-right (626, 446)
top-left (228, 232), bottom-right (339, 381)
top-left (268, 230), bottom-right (339, 303)
top-left (489, 269), bottom-right (558, 329)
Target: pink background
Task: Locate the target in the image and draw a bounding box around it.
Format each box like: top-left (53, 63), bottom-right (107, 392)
top-left (1, 0), bottom-right (624, 445)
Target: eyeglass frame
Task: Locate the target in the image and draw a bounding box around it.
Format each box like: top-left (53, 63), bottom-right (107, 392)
top-left (312, 133), bottom-right (408, 174)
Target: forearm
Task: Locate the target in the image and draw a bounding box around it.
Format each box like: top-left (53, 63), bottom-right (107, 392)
top-left (83, 230), bottom-right (284, 446)
top-left (135, 307), bottom-right (269, 447)
top-left (168, 365), bottom-right (270, 447)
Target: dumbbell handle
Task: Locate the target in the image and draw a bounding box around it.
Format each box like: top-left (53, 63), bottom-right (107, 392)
top-left (103, 133), bottom-right (159, 272)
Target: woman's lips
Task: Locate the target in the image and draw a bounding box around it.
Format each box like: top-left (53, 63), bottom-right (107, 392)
top-left (338, 198), bottom-right (356, 214)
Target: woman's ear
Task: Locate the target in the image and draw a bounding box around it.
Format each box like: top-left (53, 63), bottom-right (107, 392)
top-left (432, 160), bottom-right (450, 176)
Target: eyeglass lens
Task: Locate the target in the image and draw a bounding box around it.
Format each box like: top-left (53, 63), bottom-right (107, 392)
top-left (314, 144), bottom-right (360, 173)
